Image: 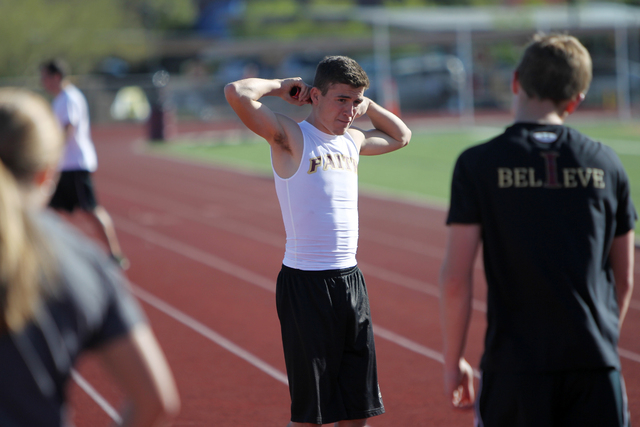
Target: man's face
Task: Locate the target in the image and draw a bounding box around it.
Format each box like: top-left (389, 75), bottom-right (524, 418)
top-left (312, 83), bottom-right (365, 135)
top-left (40, 70), bottom-right (61, 95)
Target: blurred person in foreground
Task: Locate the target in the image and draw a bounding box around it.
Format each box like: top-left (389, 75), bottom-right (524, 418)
top-left (440, 33), bottom-right (636, 426)
top-left (0, 87), bottom-right (179, 426)
top-left (40, 59), bottom-right (129, 270)
top-left (225, 56), bottom-right (411, 426)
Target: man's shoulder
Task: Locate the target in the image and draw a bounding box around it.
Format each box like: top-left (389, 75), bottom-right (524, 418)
top-left (564, 126), bottom-right (623, 167)
top-left (36, 211), bottom-right (106, 264)
top-left (564, 126), bottom-right (601, 147)
top-left (61, 84), bottom-right (88, 106)
top-left (52, 89), bottom-right (69, 106)
top-left (53, 85), bottom-right (80, 105)
top-left (35, 211), bottom-right (126, 304)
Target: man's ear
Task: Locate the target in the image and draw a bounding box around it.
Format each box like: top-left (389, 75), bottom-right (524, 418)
top-left (310, 87), bottom-right (321, 104)
top-left (564, 93), bottom-right (585, 115)
top-left (511, 71), bottom-right (520, 95)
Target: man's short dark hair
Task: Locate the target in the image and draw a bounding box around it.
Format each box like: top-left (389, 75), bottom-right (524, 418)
top-left (40, 59), bottom-right (69, 78)
top-left (516, 33), bottom-right (592, 105)
top-left (313, 56), bottom-right (369, 95)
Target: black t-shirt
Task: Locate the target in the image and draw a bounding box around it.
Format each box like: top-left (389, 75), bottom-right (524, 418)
top-left (447, 123), bottom-right (637, 373)
top-left (0, 211), bottom-right (145, 426)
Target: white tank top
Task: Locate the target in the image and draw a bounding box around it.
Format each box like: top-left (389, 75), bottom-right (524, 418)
top-left (273, 120), bottom-right (359, 270)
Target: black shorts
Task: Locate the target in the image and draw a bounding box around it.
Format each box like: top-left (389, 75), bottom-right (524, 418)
top-left (49, 170), bottom-right (98, 213)
top-left (476, 368), bottom-right (630, 427)
top-left (276, 265), bottom-right (384, 424)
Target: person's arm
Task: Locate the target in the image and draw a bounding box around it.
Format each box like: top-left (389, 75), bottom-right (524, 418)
top-left (609, 229), bottom-right (635, 329)
top-left (439, 223), bottom-right (481, 409)
top-left (224, 78), bottom-right (310, 176)
top-left (223, 78), bottom-right (309, 147)
top-left (98, 324), bottom-right (180, 427)
top-left (348, 98), bottom-right (411, 155)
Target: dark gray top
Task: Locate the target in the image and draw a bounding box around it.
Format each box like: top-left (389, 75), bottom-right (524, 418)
top-left (0, 211), bottom-right (145, 426)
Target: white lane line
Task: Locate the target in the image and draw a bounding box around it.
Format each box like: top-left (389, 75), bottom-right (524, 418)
top-left (114, 212), bottom-right (487, 311)
top-left (69, 285), bottom-right (288, 424)
top-left (102, 184), bottom-right (640, 311)
top-left (619, 348), bottom-right (640, 364)
top-left (115, 216), bottom-right (275, 293)
top-left (373, 325), bottom-right (480, 379)
top-left (362, 229), bottom-right (445, 258)
top-left (101, 180), bottom-right (439, 258)
top-left (113, 214), bottom-right (640, 366)
top-left (71, 369), bottom-right (122, 425)
top-left (131, 285), bottom-right (288, 385)
top-left (358, 263), bottom-right (488, 313)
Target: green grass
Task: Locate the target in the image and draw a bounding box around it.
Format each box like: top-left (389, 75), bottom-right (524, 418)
top-left (150, 137), bottom-right (274, 175)
top-left (148, 121), bottom-right (640, 209)
top-left (356, 127), bottom-right (500, 203)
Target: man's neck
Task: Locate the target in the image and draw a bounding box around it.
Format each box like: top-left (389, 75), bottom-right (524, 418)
top-left (305, 113), bottom-right (335, 136)
top-left (513, 95), bottom-right (567, 125)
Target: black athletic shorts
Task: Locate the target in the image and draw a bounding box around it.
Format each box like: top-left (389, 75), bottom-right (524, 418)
top-left (276, 264), bottom-right (385, 424)
top-left (49, 170), bottom-right (98, 213)
top-left (475, 368), bottom-right (630, 427)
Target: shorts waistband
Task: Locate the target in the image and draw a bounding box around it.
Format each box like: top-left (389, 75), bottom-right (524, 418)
top-left (281, 264), bottom-right (359, 278)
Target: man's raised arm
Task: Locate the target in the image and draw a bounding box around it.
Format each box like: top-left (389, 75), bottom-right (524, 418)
top-left (351, 98), bottom-right (411, 156)
top-left (224, 78), bottom-right (310, 146)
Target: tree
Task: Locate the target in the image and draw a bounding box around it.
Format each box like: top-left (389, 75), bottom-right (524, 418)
top-left (0, 0), bottom-right (188, 78)
top-left (124, 0), bottom-right (196, 30)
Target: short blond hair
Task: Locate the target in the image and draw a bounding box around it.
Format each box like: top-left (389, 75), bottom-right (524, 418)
top-left (516, 33), bottom-right (592, 105)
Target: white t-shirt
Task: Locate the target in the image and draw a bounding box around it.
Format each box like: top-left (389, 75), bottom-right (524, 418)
top-left (273, 120), bottom-right (360, 270)
top-left (52, 84), bottom-right (98, 172)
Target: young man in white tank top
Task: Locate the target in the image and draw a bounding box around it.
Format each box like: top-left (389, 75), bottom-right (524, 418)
top-left (225, 56), bottom-right (411, 427)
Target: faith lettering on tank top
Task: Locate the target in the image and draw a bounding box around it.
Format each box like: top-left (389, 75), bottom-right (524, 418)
top-left (273, 120), bottom-right (359, 271)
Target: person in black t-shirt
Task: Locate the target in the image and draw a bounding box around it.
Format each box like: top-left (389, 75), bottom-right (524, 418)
top-left (440, 33), bottom-right (636, 426)
top-left (0, 88), bottom-right (179, 426)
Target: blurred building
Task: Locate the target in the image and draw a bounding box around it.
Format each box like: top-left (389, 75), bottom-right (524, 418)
top-left (16, 2), bottom-right (635, 126)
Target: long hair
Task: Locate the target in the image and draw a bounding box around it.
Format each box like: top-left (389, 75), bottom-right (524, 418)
top-left (0, 88), bottom-right (63, 333)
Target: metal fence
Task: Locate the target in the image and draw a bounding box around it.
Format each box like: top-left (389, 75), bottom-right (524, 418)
top-left (1, 34), bottom-right (638, 129)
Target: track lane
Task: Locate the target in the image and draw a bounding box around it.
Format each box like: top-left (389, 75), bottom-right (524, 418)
top-left (66, 124), bottom-right (640, 426)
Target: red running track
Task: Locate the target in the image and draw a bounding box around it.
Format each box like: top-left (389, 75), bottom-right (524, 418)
top-left (65, 123), bottom-right (640, 426)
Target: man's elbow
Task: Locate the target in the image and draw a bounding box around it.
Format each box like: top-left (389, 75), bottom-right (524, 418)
top-left (618, 277), bottom-right (634, 302)
top-left (399, 128), bottom-right (412, 148)
top-left (440, 267), bottom-right (473, 299)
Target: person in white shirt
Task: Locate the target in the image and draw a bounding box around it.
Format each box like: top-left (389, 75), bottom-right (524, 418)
top-left (40, 59), bottom-right (129, 270)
